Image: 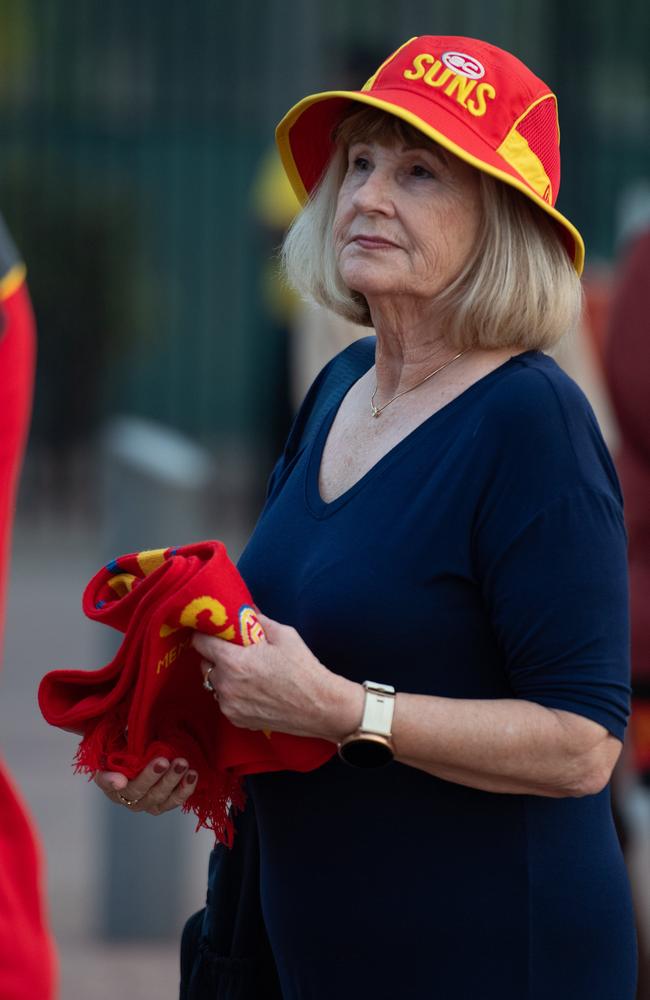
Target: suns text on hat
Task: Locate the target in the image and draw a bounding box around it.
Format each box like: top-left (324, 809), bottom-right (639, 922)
top-left (441, 51), bottom-right (485, 79)
top-left (403, 52), bottom-right (496, 117)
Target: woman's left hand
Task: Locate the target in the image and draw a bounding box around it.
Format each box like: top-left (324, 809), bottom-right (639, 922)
top-left (192, 613), bottom-right (363, 743)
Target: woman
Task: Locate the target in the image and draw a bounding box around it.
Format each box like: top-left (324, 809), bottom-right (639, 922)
top-left (96, 35), bottom-right (636, 998)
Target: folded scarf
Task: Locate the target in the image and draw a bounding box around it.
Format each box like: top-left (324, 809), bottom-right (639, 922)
top-left (38, 541), bottom-right (335, 842)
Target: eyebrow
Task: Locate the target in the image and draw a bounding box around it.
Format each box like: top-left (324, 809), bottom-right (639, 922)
top-left (349, 139), bottom-right (448, 164)
top-left (401, 144), bottom-right (449, 166)
top-left (351, 137), bottom-right (448, 165)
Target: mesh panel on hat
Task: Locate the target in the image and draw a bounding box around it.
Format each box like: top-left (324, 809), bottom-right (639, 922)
top-left (515, 97), bottom-right (560, 202)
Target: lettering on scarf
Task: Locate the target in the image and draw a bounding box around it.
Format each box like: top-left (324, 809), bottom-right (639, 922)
top-left (157, 636), bottom-right (192, 674)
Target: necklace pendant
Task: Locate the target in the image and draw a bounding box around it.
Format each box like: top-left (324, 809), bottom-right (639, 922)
top-left (371, 404), bottom-right (380, 418)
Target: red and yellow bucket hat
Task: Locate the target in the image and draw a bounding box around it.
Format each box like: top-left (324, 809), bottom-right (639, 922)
top-left (276, 35), bottom-right (585, 275)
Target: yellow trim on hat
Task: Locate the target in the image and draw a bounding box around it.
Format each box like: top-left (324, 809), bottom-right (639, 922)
top-left (0, 262), bottom-right (26, 301)
top-left (276, 90), bottom-right (585, 275)
top-left (496, 94), bottom-right (558, 203)
top-left (497, 129), bottom-right (552, 202)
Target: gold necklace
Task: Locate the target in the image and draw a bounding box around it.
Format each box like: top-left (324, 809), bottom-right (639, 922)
top-left (370, 348), bottom-right (470, 418)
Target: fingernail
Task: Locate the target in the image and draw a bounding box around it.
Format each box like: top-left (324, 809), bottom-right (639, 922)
top-left (174, 762), bottom-right (187, 774)
top-left (185, 771), bottom-right (197, 785)
top-left (153, 761), bottom-right (169, 774)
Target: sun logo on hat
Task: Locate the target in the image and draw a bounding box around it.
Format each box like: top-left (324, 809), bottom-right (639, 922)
top-left (441, 51), bottom-right (485, 79)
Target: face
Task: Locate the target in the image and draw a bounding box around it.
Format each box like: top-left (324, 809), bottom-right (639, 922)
top-left (333, 137), bottom-right (482, 304)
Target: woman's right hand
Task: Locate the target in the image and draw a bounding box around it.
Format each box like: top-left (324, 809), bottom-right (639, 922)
top-left (93, 757), bottom-right (198, 815)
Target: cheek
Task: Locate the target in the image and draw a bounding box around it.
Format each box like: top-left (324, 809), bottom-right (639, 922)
top-left (435, 197), bottom-right (481, 270)
top-left (333, 191), bottom-right (352, 238)
top-left (332, 204), bottom-right (354, 264)
top-left (455, 180), bottom-right (482, 248)
top-left (454, 215), bottom-right (480, 270)
top-left (447, 214), bottom-right (475, 261)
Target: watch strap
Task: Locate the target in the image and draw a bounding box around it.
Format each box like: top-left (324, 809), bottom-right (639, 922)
top-left (360, 681), bottom-right (395, 737)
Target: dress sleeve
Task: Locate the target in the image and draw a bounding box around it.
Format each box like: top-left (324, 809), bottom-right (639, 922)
top-left (476, 487), bottom-right (631, 740)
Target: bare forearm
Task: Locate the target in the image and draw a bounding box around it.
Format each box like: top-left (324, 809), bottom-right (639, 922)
top-left (192, 623), bottom-right (621, 800)
top-left (322, 679), bottom-right (620, 798)
top-left (389, 693), bottom-right (620, 797)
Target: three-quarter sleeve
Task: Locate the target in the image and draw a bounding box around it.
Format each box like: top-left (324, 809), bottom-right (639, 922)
top-left (477, 486), bottom-right (631, 739)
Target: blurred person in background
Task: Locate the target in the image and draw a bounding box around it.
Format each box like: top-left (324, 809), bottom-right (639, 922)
top-left (0, 218), bottom-right (56, 997)
top-left (250, 46), bottom-right (382, 418)
top-left (604, 194), bottom-right (650, 999)
top-left (96, 36), bottom-right (636, 998)
top-left (250, 143), bottom-right (300, 455)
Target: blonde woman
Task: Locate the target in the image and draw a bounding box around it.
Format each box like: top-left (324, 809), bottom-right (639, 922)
top-left (99, 36), bottom-right (636, 999)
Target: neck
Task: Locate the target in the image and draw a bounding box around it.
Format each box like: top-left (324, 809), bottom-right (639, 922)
top-left (368, 296), bottom-right (455, 399)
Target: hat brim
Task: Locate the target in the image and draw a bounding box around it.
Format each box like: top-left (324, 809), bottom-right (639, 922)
top-left (276, 89), bottom-right (585, 276)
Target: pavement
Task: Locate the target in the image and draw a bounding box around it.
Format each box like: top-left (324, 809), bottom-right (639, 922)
top-left (2, 498), bottom-right (650, 998)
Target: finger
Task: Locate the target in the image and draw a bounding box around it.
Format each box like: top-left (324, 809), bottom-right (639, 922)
top-left (191, 632), bottom-right (237, 660)
top-left (148, 768), bottom-right (198, 815)
top-left (133, 758), bottom-right (191, 813)
top-left (113, 757), bottom-right (173, 807)
top-left (200, 658), bottom-right (215, 686)
top-left (254, 611), bottom-right (276, 631)
top-left (95, 770), bottom-right (129, 794)
top-left (199, 659), bottom-right (222, 704)
top-left (255, 612), bottom-right (287, 643)
top-left (134, 760), bottom-right (196, 815)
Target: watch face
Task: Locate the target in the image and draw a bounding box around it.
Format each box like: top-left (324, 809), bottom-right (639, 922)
top-left (338, 735), bottom-right (394, 768)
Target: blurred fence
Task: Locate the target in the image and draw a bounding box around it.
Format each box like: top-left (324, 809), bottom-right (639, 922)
top-left (0, 0), bottom-right (646, 494)
top-left (0, 0), bottom-right (648, 975)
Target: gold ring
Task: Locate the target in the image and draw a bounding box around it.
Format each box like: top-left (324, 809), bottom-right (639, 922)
top-left (118, 793), bottom-right (140, 808)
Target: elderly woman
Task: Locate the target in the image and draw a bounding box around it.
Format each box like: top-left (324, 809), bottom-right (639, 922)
top-left (98, 36), bottom-right (636, 998)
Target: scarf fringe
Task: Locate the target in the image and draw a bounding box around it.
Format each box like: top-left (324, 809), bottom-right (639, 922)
top-left (73, 715), bottom-right (245, 845)
top-left (73, 714), bottom-right (129, 775)
top-left (184, 779), bottom-right (247, 847)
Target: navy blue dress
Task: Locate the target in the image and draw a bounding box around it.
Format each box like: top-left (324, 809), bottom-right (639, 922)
top-left (237, 341), bottom-right (637, 999)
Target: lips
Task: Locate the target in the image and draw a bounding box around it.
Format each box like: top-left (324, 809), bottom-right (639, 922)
top-left (351, 235), bottom-right (399, 249)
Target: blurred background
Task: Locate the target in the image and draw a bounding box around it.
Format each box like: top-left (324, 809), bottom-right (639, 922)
top-left (0, 1), bottom-right (648, 997)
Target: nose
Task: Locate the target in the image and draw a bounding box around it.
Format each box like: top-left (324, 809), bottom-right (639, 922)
top-left (351, 167), bottom-right (395, 216)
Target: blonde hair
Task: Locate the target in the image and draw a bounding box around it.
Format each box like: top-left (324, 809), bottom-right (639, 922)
top-left (282, 106), bottom-right (582, 351)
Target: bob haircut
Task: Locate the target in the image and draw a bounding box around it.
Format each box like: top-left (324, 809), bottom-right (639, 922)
top-left (282, 106), bottom-right (583, 351)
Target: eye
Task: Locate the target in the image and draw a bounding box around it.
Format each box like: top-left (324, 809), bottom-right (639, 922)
top-left (352, 155), bottom-right (371, 172)
top-left (410, 163), bottom-right (435, 179)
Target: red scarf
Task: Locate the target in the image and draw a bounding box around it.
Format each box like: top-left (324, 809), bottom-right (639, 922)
top-left (38, 541), bottom-right (334, 842)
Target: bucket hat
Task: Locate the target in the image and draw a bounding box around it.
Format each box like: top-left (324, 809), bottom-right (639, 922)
top-left (276, 35), bottom-right (585, 274)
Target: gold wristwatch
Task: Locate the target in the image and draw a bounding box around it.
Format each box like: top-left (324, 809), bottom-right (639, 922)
top-left (337, 680), bottom-right (396, 768)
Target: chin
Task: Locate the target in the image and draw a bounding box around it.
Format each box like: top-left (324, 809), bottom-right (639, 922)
top-left (340, 264), bottom-right (399, 299)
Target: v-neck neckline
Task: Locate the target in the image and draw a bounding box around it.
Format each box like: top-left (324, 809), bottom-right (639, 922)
top-left (305, 351), bottom-right (537, 519)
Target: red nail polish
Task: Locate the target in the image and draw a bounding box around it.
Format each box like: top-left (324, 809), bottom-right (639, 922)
top-left (174, 762), bottom-right (187, 774)
top-left (185, 771), bottom-right (197, 785)
top-left (153, 761), bottom-right (168, 774)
